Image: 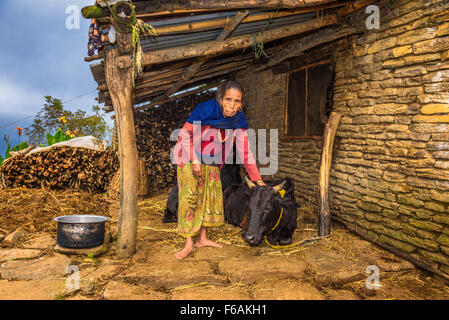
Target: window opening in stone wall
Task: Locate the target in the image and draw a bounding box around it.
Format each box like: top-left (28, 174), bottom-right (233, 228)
top-left (284, 59), bottom-right (334, 139)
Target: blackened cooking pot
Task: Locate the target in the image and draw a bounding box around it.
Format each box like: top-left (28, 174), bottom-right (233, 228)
top-left (54, 215), bottom-right (109, 248)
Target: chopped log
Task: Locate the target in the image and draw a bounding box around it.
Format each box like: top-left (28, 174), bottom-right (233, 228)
top-left (254, 26), bottom-right (359, 71)
top-left (318, 111), bottom-right (341, 236)
top-left (0, 146), bottom-right (119, 192)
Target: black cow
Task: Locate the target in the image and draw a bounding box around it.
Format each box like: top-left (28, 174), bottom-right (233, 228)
top-left (224, 176), bottom-right (300, 247)
top-left (162, 163), bottom-right (242, 223)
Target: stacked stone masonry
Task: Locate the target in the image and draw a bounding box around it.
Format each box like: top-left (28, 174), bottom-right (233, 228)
top-left (237, 0), bottom-right (449, 277)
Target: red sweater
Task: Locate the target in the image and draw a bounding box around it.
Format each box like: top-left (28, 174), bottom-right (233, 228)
top-left (173, 122), bottom-right (262, 182)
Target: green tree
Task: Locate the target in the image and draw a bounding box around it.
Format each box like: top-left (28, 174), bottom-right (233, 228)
top-left (25, 96), bottom-right (111, 146)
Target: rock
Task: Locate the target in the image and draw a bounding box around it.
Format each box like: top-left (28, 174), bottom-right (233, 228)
top-left (171, 285), bottom-right (251, 300)
top-left (304, 251), bottom-right (367, 289)
top-left (3, 227), bottom-right (27, 247)
top-left (0, 256), bottom-right (72, 280)
top-left (82, 265), bottom-right (123, 283)
top-left (0, 279), bottom-right (67, 300)
top-left (100, 258), bottom-right (114, 266)
top-left (218, 256), bottom-right (307, 284)
top-left (80, 278), bottom-right (95, 295)
top-left (101, 281), bottom-right (168, 300)
top-left (118, 260), bottom-right (228, 291)
top-left (0, 248), bottom-right (42, 263)
top-left (54, 232), bottom-right (110, 257)
top-left (252, 279), bottom-right (324, 300)
top-left (22, 234), bottom-right (56, 250)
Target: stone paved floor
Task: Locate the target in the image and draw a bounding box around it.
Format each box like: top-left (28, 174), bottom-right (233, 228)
top-left (1, 193), bottom-right (449, 300)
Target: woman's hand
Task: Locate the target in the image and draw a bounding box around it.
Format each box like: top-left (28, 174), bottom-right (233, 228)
top-left (255, 179), bottom-right (265, 186)
top-left (192, 163), bottom-right (202, 177)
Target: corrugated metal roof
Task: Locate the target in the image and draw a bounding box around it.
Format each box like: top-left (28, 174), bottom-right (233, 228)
top-left (101, 11), bottom-right (316, 51)
top-left (92, 10), bottom-right (316, 85)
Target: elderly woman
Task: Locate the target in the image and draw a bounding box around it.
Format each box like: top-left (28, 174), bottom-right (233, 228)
top-left (172, 81), bottom-right (265, 260)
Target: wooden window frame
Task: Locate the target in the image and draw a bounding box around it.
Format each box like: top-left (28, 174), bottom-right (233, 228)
top-left (281, 58), bottom-right (332, 141)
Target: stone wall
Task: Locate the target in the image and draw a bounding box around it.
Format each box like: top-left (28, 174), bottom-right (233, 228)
top-left (237, 0), bottom-right (449, 277)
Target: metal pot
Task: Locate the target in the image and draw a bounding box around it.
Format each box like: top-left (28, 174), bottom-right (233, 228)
top-left (54, 215), bottom-right (109, 248)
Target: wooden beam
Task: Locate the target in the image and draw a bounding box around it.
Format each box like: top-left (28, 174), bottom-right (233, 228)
top-left (111, 82), bottom-right (221, 119)
top-left (254, 26), bottom-right (359, 71)
top-left (132, 0), bottom-right (343, 12)
top-left (318, 111), bottom-right (341, 237)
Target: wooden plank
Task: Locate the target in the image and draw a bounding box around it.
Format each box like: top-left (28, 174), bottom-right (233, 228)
top-left (254, 27), bottom-right (357, 71)
top-left (318, 111), bottom-right (341, 237)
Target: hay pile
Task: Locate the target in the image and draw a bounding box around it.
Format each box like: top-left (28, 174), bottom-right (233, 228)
top-left (0, 188), bottom-right (112, 234)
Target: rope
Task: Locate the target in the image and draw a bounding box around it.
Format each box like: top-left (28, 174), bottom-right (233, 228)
top-left (263, 188), bottom-right (330, 249)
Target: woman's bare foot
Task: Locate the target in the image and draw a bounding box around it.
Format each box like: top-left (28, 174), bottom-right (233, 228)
top-left (195, 238), bottom-right (223, 249)
top-left (194, 227), bottom-right (223, 249)
top-left (175, 238), bottom-right (194, 260)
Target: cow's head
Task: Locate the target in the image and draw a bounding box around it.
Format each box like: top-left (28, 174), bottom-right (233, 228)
top-left (242, 176), bottom-right (297, 246)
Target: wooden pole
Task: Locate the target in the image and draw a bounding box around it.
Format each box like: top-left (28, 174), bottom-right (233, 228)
top-left (104, 6), bottom-right (139, 258)
top-left (318, 111), bottom-right (341, 236)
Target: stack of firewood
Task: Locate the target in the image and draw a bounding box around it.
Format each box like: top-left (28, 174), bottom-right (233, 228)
top-left (134, 90), bottom-right (216, 191)
top-left (0, 146), bottom-right (119, 193)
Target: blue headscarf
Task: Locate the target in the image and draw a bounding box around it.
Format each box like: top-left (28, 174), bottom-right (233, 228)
top-left (186, 98), bottom-right (248, 129)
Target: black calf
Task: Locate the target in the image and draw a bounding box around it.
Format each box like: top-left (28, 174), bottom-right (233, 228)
top-left (224, 177), bottom-right (300, 247)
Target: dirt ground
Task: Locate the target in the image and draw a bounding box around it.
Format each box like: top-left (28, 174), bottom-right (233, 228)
top-left (1, 187), bottom-right (449, 300)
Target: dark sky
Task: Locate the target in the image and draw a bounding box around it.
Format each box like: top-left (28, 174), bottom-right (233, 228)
top-left (0, 1), bottom-right (112, 156)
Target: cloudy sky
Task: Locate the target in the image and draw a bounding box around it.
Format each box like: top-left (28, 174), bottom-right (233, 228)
top-left (0, 0), bottom-right (111, 156)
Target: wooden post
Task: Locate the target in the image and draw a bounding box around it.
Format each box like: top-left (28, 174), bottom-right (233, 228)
top-left (318, 111), bottom-right (341, 237)
top-left (104, 5), bottom-right (139, 258)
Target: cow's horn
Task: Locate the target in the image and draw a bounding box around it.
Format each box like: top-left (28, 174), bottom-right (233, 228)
top-left (245, 176), bottom-right (256, 189)
top-left (272, 180), bottom-right (287, 193)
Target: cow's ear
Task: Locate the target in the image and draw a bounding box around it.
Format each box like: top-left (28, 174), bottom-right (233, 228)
top-left (272, 180), bottom-right (286, 193)
top-left (277, 197), bottom-right (300, 209)
top-left (245, 176), bottom-right (256, 189)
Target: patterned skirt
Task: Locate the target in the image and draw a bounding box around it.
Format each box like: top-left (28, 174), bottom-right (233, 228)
top-left (177, 163), bottom-right (224, 237)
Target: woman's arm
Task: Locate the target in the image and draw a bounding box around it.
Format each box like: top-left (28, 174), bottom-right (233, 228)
top-left (234, 128), bottom-right (263, 183)
top-left (175, 122), bottom-right (200, 165)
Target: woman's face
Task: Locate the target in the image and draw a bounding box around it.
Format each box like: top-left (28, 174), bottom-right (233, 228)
top-left (220, 88), bottom-right (242, 118)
